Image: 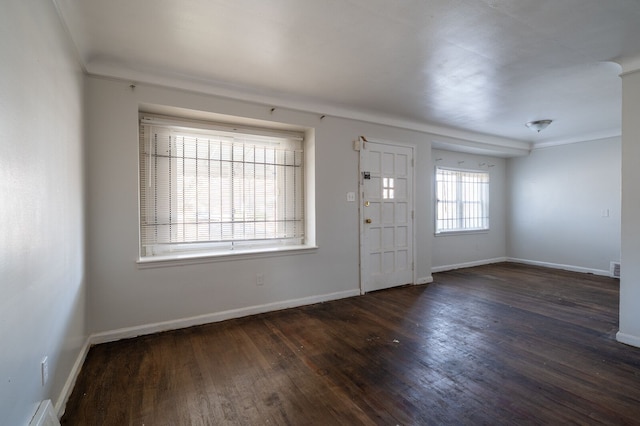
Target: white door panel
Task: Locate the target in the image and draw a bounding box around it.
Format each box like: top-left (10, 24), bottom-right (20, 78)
top-left (360, 141), bottom-right (414, 293)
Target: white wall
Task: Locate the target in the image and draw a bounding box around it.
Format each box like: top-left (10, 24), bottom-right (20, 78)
top-left (85, 77), bottom-right (437, 335)
top-left (0, 0), bottom-right (86, 424)
top-left (431, 149), bottom-right (507, 270)
top-left (507, 138), bottom-right (621, 275)
top-left (619, 70), bottom-right (640, 346)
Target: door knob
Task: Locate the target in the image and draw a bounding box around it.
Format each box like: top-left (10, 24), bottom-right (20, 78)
top-left (365, 218), bottom-right (372, 224)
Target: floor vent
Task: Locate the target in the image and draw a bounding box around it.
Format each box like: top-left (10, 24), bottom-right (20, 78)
top-left (610, 261), bottom-right (621, 279)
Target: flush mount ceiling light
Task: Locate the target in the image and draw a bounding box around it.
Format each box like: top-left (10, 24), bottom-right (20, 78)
top-left (525, 119), bottom-right (553, 133)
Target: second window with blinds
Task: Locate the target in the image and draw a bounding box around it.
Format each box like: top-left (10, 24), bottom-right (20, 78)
top-left (435, 167), bottom-right (489, 234)
top-left (139, 114), bottom-right (308, 260)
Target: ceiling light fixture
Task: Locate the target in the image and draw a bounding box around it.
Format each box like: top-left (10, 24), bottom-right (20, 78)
top-left (525, 119), bottom-right (553, 133)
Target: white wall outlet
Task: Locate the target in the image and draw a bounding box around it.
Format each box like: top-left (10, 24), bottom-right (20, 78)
top-left (256, 273), bottom-right (265, 286)
top-left (347, 192), bottom-right (356, 202)
top-left (41, 356), bottom-right (48, 386)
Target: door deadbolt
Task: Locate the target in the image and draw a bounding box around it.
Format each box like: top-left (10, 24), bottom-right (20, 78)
top-left (365, 218), bottom-right (372, 224)
top-left (364, 201), bottom-right (370, 207)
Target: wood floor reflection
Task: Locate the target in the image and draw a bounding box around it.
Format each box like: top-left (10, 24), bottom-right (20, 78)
top-left (62, 263), bottom-right (640, 425)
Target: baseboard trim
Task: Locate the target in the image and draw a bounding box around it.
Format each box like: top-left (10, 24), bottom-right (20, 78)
top-left (90, 289), bottom-right (361, 345)
top-left (29, 400), bottom-right (59, 426)
top-left (507, 258), bottom-right (610, 277)
top-left (416, 276), bottom-right (433, 285)
top-left (431, 257), bottom-right (508, 273)
top-left (54, 339), bottom-right (91, 419)
top-left (616, 331), bottom-right (640, 348)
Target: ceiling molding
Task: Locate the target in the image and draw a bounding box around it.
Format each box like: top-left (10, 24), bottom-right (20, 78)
top-left (431, 136), bottom-right (530, 158)
top-left (531, 131), bottom-right (621, 150)
top-left (86, 60), bottom-right (530, 156)
top-left (614, 55), bottom-right (640, 76)
top-left (51, 0), bottom-right (87, 73)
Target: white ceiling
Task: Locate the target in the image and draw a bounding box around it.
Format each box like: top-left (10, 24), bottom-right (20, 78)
top-left (54, 0), bottom-right (640, 147)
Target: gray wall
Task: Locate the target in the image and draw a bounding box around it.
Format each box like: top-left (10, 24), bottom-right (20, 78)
top-left (507, 138), bottom-right (621, 274)
top-left (86, 75), bottom-right (623, 339)
top-left (86, 77), bottom-right (439, 335)
top-left (0, 0), bottom-right (87, 424)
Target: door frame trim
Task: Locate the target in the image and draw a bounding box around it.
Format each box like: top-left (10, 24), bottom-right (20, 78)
top-left (358, 137), bottom-right (416, 295)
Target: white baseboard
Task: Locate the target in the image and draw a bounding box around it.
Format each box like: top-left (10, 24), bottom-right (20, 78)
top-left (90, 289), bottom-right (361, 345)
top-left (416, 276), bottom-right (433, 285)
top-left (29, 400), bottom-right (59, 426)
top-left (54, 339), bottom-right (90, 419)
top-left (507, 258), bottom-right (610, 277)
top-left (431, 257), bottom-right (507, 273)
top-left (616, 331), bottom-right (640, 348)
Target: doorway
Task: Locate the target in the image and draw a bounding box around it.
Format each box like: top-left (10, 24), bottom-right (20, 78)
top-left (359, 139), bottom-right (414, 293)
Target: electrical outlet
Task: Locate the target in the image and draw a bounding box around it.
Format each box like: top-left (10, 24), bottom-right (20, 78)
top-left (256, 273), bottom-right (265, 286)
top-left (41, 356), bottom-right (48, 386)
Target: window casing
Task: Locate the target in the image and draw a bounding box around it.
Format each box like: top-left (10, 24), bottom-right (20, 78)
top-left (435, 167), bottom-right (489, 234)
top-left (139, 115), bottom-right (306, 259)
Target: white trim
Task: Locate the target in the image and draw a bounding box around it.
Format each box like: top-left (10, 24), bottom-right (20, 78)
top-left (358, 139), bottom-right (416, 294)
top-left (435, 230), bottom-right (490, 237)
top-left (54, 339), bottom-right (91, 418)
top-left (616, 331), bottom-right (640, 348)
top-left (359, 136), bottom-right (416, 150)
top-left (29, 400), bottom-right (59, 426)
top-left (137, 245), bottom-right (318, 269)
top-left (89, 289), bottom-right (360, 345)
top-left (616, 54), bottom-right (640, 76)
top-left (416, 276), bottom-right (433, 285)
top-left (531, 131), bottom-right (621, 150)
top-left (507, 258), bottom-right (610, 277)
top-left (86, 67), bottom-right (527, 155)
top-left (431, 257), bottom-right (507, 273)
top-left (431, 136), bottom-right (530, 158)
top-left (50, 0), bottom-right (88, 74)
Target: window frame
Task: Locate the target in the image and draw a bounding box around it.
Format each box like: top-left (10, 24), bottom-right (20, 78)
top-left (137, 113), bottom-right (316, 266)
top-left (434, 166), bottom-right (490, 235)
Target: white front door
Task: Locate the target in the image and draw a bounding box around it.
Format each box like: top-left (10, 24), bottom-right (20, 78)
top-left (360, 140), bottom-right (414, 293)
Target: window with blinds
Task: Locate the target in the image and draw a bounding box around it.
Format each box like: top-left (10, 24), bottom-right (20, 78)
top-left (139, 115), bottom-right (305, 258)
top-left (435, 167), bottom-right (489, 233)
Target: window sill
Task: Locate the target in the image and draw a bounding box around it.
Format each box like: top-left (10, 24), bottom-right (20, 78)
top-left (136, 244), bottom-right (318, 269)
top-left (435, 229), bottom-right (490, 237)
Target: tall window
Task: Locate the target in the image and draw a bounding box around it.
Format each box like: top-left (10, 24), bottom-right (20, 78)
top-left (435, 167), bottom-right (489, 233)
top-left (139, 115), bottom-right (305, 258)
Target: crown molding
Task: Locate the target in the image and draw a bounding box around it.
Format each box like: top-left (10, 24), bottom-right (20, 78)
top-left (85, 59), bottom-right (530, 155)
top-left (614, 55), bottom-right (640, 76)
top-left (531, 130), bottom-right (621, 150)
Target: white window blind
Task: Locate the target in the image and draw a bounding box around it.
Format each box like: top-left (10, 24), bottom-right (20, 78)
top-left (436, 167), bottom-right (489, 233)
top-left (139, 116), bottom-right (305, 258)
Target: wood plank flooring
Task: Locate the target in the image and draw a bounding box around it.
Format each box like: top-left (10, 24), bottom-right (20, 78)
top-left (61, 263), bottom-right (640, 425)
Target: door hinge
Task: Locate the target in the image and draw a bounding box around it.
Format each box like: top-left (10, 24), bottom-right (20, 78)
top-left (412, 262), bottom-right (414, 271)
top-left (411, 210), bottom-right (414, 219)
top-left (411, 158), bottom-right (414, 167)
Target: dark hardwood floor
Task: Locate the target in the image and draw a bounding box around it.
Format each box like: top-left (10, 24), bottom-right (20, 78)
top-left (61, 263), bottom-right (640, 425)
